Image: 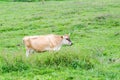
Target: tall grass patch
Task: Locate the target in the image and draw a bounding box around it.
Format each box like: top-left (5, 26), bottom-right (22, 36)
top-left (0, 47), bottom-right (96, 73)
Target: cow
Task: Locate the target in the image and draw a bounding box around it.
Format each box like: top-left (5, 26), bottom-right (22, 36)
top-left (23, 34), bottom-right (73, 57)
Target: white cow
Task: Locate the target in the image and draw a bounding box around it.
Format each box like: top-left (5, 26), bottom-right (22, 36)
top-left (23, 34), bottom-right (73, 57)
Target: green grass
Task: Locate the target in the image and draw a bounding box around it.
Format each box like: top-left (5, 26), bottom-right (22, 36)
top-left (0, 0), bottom-right (120, 80)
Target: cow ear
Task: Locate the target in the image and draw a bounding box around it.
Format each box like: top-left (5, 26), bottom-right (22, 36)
top-left (61, 36), bottom-right (63, 38)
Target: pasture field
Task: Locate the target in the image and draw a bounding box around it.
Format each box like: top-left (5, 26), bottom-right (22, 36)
top-left (0, 0), bottom-right (120, 80)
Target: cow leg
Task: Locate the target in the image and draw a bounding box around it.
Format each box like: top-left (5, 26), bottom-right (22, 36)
top-left (26, 49), bottom-right (30, 57)
top-left (30, 49), bottom-right (34, 54)
top-left (53, 46), bottom-right (61, 51)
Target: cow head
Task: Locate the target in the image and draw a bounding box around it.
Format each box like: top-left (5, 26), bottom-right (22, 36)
top-left (62, 34), bottom-right (73, 46)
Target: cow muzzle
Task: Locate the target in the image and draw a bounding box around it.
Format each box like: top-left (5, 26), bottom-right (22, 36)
top-left (70, 42), bottom-right (73, 46)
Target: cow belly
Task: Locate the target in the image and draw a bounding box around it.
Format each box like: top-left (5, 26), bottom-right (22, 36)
top-left (33, 46), bottom-right (60, 52)
top-left (32, 45), bottom-right (49, 52)
top-left (30, 42), bottom-right (49, 52)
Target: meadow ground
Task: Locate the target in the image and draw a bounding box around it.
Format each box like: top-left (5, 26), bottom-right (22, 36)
top-left (0, 0), bottom-right (120, 80)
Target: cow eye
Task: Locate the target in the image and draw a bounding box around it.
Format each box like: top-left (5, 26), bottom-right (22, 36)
top-left (66, 38), bottom-right (70, 41)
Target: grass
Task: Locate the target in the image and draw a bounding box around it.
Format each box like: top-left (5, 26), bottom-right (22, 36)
top-left (0, 0), bottom-right (120, 80)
